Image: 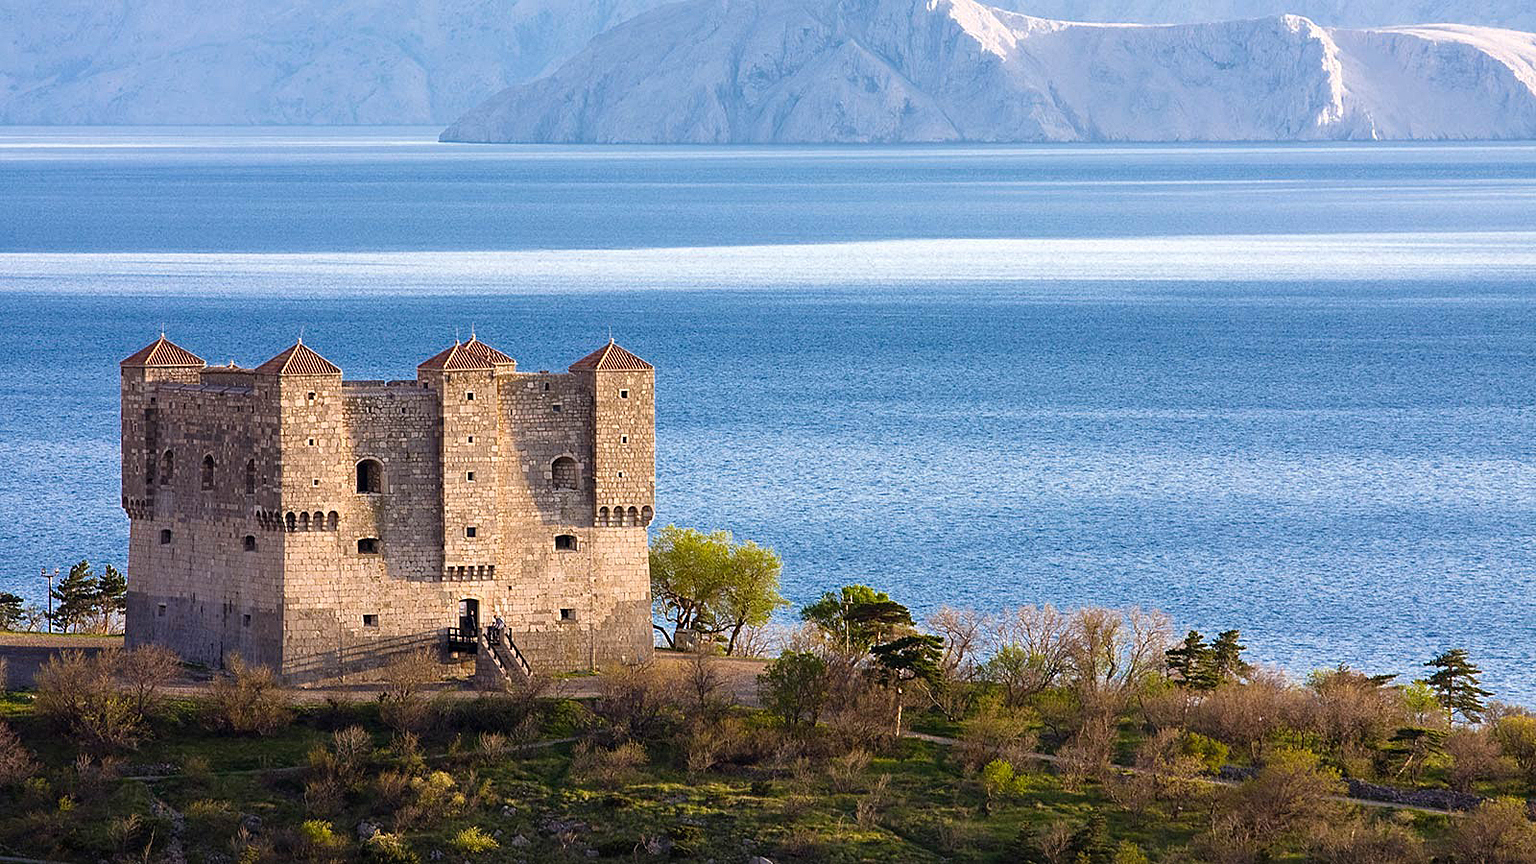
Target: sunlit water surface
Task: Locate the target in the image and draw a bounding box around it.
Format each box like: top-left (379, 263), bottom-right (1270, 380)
top-left (4, 128), bottom-right (1536, 699)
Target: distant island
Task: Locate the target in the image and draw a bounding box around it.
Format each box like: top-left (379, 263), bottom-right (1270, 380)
top-left (441, 0), bottom-right (1536, 144)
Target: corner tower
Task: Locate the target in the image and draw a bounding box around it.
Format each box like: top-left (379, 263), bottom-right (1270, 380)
top-left (569, 340), bottom-right (655, 529)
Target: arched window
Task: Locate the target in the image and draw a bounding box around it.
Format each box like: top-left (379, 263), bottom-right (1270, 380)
top-left (159, 450), bottom-right (174, 485)
top-left (627, 506), bottom-right (640, 526)
top-left (551, 456), bottom-right (579, 490)
top-left (641, 506), bottom-right (653, 526)
top-left (327, 511), bottom-right (339, 531)
top-left (299, 512), bottom-right (310, 531)
top-left (555, 534), bottom-right (578, 551)
top-left (312, 511), bottom-right (324, 530)
top-left (598, 507), bottom-right (609, 526)
top-left (356, 459), bottom-right (383, 494)
top-left (243, 535), bottom-right (257, 552)
top-left (245, 460), bottom-right (257, 495)
top-left (285, 512), bottom-right (296, 532)
top-left (613, 507), bottom-right (626, 527)
top-left (201, 455), bottom-right (215, 490)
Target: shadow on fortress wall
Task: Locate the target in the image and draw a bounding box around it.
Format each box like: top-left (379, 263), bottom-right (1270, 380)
top-left (0, 635), bottom-right (124, 688)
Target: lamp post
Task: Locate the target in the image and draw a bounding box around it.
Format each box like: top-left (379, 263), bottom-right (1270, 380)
top-left (42, 567), bottom-right (55, 634)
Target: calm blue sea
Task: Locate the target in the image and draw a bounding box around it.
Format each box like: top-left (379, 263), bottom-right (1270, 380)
top-left (3, 127), bottom-right (1536, 699)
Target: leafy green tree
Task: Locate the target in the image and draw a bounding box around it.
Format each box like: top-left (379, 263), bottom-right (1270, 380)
top-left (1165, 631), bottom-right (1217, 691)
top-left (870, 633), bottom-right (944, 736)
top-left (757, 650), bottom-right (830, 729)
top-left (649, 526), bottom-right (787, 654)
top-left (95, 565), bottom-right (127, 633)
top-left (0, 593), bottom-right (24, 631)
top-left (801, 584), bottom-right (913, 653)
top-left (49, 561), bottom-right (98, 634)
top-left (1210, 630), bottom-right (1252, 683)
top-left (1421, 648), bottom-right (1493, 726)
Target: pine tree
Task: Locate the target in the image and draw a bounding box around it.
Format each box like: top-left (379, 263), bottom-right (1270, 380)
top-left (1421, 648), bottom-right (1493, 726)
top-left (49, 560), bottom-right (98, 634)
top-left (1210, 630), bottom-right (1252, 683)
top-left (0, 592), bottom-right (24, 631)
top-left (1165, 631), bottom-right (1217, 691)
top-left (1067, 812), bottom-right (1116, 864)
top-left (95, 565), bottom-right (128, 633)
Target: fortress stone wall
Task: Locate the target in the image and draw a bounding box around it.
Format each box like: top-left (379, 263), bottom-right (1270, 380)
top-left (120, 334), bottom-right (655, 684)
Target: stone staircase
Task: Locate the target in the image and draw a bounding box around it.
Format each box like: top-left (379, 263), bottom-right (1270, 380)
top-left (474, 627), bottom-right (533, 689)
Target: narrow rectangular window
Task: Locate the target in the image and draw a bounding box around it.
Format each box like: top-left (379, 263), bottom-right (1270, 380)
top-left (465, 391), bottom-right (474, 401)
top-left (617, 471), bottom-right (624, 478)
top-left (307, 391), bottom-right (316, 401)
top-left (242, 613), bottom-right (251, 627)
top-left (465, 526), bottom-right (478, 538)
top-left (619, 389), bottom-right (629, 399)
top-left (620, 435), bottom-right (628, 444)
top-left (307, 438), bottom-right (316, 446)
top-left (467, 435), bottom-right (474, 444)
top-left (157, 604), bottom-right (167, 618)
top-left (552, 403), bottom-right (562, 413)
top-left (362, 614), bottom-right (379, 627)
top-left (312, 478), bottom-right (320, 487)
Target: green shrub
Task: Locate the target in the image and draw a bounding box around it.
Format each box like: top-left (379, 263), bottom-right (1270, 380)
top-left (448, 826), bottom-right (499, 855)
top-left (1180, 730), bottom-right (1230, 774)
top-left (362, 832), bottom-right (420, 864)
top-left (758, 651), bottom-right (830, 729)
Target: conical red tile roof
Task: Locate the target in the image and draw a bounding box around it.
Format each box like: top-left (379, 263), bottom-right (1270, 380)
top-left (461, 336), bottom-right (516, 367)
top-left (255, 340), bottom-right (341, 376)
top-left (418, 340), bottom-right (495, 372)
top-left (568, 340), bottom-right (653, 372)
top-left (121, 336), bottom-right (205, 368)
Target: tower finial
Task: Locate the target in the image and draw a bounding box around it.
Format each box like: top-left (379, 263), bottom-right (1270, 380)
top-left (298, 325), bottom-right (305, 345)
top-left (470, 324), bottom-right (476, 341)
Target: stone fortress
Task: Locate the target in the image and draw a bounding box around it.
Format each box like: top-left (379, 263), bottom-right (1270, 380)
top-left (119, 333), bottom-right (655, 684)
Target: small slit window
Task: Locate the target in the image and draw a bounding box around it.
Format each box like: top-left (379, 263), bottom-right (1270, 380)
top-left (201, 455), bottom-right (215, 490)
top-left (242, 614), bottom-right (251, 627)
top-left (619, 389), bottom-right (629, 399)
top-left (159, 529), bottom-right (172, 545)
top-left (465, 526), bottom-right (478, 538)
top-left (554, 534), bottom-right (578, 551)
top-left (312, 478), bottom-right (320, 487)
top-left (243, 535), bottom-right (257, 552)
top-left (466, 471), bottom-right (475, 482)
top-left (465, 391), bottom-right (474, 401)
top-left (357, 538), bottom-right (380, 555)
top-left (621, 435), bottom-right (628, 444)
top-left (362, 614), bottom-right (379, 628)
top-left (307, 391), bottom-right (316, 402)
top-left (617, 471), bottom-right (624, 478)
top-left (560, 608), bottom-right (575, 621)
top-left (307, 438), bottom-right (316, 446)
top-left (467, 435), bottom-right (474, 444)
top-left (551, 403), bottom-right (562, 413)
top-left (157, 604), bottom-right (167, 618)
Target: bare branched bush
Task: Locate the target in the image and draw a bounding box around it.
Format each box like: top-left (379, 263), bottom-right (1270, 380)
top-left (1056, 712), bottom-right (1116, 791)
top-left (117, 645), bottom-right (181, 722)
top-left (1188, 670), bottom-right (1308, 761)
top-left (983, 604), bottom-right (1074, 705)
top-left (595, 662), bottom-right (680, 741)
top-left (378, 649), bottom-right (440, 734)
top-left (684, 646), bottom-right (733, 720)
top-left (568, 741), bottom-right (648, 785)
top-left (1065, 607), bottom-right (1172, 718)
top-left (1304, 666), bottom-right (1404, 751)
top-left (1444, 797), bottom-right (1536, 864)
top-left (827, 748), bottom-right (872, 793)
top-left (855, 773), bottom-right (891, 827)
top-left (209, 653), bottom-right (291, 735)
top-left (1106, 728), bottom-right (1213, 821)
top-left (476, 731), bottom-right (509, 763)
top-left (928, 606), bottom-right (987, 717)
top-left (1446, 725), bottom-right (1511, 793)
top-left (1023, 819), bottom-right (1077, 864)
top-left (0, 722), bottom-right (39, 787)
top-left (34, 649), bottom-right (143, 751)
top-left (331, 725), bottom-right (373, 783)
top-left (1307, 815), bottom-right (1430, 864)
top-left (1198, 747), bottom-right (1345, 863)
